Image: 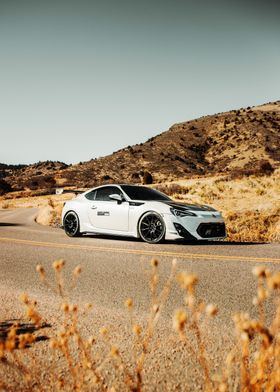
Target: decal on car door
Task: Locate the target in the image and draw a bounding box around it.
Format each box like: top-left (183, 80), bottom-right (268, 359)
top-left (97, 211), bottom-right (110, 216)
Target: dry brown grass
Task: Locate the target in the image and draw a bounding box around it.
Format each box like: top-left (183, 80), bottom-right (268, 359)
top-left (0, 193), bottom-right (73, 210)
top-left (1, 202), bottom-right (10, 210)
top-left (225, 208), bottom-right (280, 243)
top-left (156, 169), bottom-right (280, 243)
top-left (35, 198), bottom-right (64, 227)
top-left (1, 259), bottom-right (280, 391)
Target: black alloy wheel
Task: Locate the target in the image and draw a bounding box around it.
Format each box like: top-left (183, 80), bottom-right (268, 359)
top-left (138, 212), bottom-right (165, 244)
top-left (63, 211), bottom-right (81, 237)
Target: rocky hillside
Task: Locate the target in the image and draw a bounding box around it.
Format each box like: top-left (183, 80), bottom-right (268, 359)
top-left (0, 163), bottom-right (26, 178)
top-left (1, 101), bottom-right (280, 193)
top-left (0, 161), bottom-right (68, 194)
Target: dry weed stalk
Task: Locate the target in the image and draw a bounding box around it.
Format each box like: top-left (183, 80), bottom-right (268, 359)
top-left (123, 258), bottom-right (177, 391)
top-left (1, 260), bottom-right (280, 390)
top-left (171, 265), bottom-right (280, 391)
top-left (0, 258), bottom-right (177, 391)
top-left (46, 198), bottom-right (64, 226)
top-left (173, 271), bottom-right (216, 391)
top-left (0, 292), bottom-right (43, 391)
top-left (36, 260), bottom-right (109, 391)
top-left (229, 266), bottom-right (280, 391)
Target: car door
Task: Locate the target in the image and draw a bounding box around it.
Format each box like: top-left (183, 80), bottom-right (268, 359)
top-left (87, 186), bottom-right (129, 232)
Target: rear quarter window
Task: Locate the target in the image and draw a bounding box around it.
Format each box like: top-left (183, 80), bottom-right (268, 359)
top-left (85, 190), bottom-right (96, 200)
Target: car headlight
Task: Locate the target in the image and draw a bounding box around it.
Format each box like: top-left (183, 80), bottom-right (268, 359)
top-left (170, 207), bottom-right (197, 217)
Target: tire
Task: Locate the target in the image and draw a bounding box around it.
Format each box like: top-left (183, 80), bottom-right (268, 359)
top-left (138, 211), bottom-right (165, 244)
top-left (63, 211), bottom-right (81, 237)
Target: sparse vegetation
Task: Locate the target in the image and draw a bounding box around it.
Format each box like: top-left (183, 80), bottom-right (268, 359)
top-left (1, 259), bottom-right (280, 390)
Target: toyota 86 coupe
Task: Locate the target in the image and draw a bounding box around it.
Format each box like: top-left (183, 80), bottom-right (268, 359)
top-left (62, 184), bottom-right (226, 244)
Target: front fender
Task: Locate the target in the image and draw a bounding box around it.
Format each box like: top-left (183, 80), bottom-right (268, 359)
top-left (128, 204), bottom-right (167, 237)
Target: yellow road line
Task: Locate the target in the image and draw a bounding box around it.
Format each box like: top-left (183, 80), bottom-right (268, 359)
top-left (0, 236), bottom-right (279, 264)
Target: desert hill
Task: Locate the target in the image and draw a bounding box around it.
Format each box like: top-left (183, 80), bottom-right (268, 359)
top-left (0, 161), bottom-right (68, 194)
top-left (1, 100), bottom-right (280, 193)
top-left (0, 163), bottom-right (26, 178)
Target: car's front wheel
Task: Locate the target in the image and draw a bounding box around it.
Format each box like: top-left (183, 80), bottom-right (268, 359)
top-left (138, 212), bottom-right (165, 244)
top-left (63, 211), bottom-right (81, 237)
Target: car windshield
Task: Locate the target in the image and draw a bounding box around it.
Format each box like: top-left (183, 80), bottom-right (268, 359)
top-left (121, 185), bottom-right (171, 201)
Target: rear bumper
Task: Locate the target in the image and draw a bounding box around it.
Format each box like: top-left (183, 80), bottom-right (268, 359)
top-left (164, 214), bottom-right (226, 241)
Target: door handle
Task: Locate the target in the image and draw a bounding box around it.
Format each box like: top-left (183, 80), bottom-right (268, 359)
top-left (91, 205), bottom-right (97, 209)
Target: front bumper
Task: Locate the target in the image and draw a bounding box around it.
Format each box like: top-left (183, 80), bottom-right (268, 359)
top-left (164, 213), bottom-right (226, 241)
top-left (197, 222), bottom-right (226, 238)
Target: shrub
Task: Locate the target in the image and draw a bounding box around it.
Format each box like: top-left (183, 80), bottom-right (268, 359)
top-left (142, 171), bottom-right (153, 185)
top-left (1, 201), bottom-right (10, 209)
top-left (131, 172), bottom-right (140, 180)
top-left (259, 160), bottom-right (274, 174)
top-left (0, 179), bottom-right (12, 195)
top-left (25, 176), bottom-right (56, 190)
top-left (102, 175), bottom-right (112, 181)
top-left (228, 161), bottom-right (274, 180)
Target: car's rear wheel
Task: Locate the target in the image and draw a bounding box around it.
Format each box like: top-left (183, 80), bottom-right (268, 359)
top-left (63, 211), bottom-right (81, 237)
top-left (138, 212), bottom-right (165, 244)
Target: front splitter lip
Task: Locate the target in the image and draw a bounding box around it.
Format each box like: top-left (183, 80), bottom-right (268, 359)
top-left (169, 231), bottom-right (227, 241)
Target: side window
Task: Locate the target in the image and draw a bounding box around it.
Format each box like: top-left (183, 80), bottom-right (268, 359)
top-left (85, 190), bottom-right (96, 200)
top-left (95, 187), bottom-right (123, 201)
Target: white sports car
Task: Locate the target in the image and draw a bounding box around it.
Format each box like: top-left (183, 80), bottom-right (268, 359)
top-left (62, 184), bottom-right (226, 243)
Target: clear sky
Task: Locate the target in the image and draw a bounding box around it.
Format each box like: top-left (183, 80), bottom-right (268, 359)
top-left (1, 0), bottom-right (279, 165)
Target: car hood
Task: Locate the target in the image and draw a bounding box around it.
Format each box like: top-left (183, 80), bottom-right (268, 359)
top-left (159, 200), bottom-right (217, 212)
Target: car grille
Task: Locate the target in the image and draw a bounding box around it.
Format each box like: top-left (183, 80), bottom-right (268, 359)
top-left (197, 223), bottom-right (226, 238)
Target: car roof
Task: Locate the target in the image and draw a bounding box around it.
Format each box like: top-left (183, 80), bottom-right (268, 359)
top-left (88, 184), bottom-right (148, 189)
top-left (83, 184), bottom-right (147, 194)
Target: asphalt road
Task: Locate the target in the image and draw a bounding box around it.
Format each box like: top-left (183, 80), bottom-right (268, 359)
top-left (1, 208), bottom-right (280, 312)
top-left (1, 208), bottom-right (280, 388)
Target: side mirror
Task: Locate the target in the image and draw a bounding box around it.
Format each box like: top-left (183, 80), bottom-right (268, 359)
top-left (109, 194), bottom-right (123, 203)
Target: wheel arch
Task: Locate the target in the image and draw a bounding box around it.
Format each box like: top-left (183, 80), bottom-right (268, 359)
top-left (137, 210), bottom-right (166, 242)
top-left (62, 200), bottom-right (88, 233)
top-left (63, 208), bottom-right (79, 224)
top-left (63, 209), bottom-right (82, 237)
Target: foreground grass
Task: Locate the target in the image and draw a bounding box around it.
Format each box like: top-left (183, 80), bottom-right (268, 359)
top-left (0, 259), bottom-right (280, 391)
